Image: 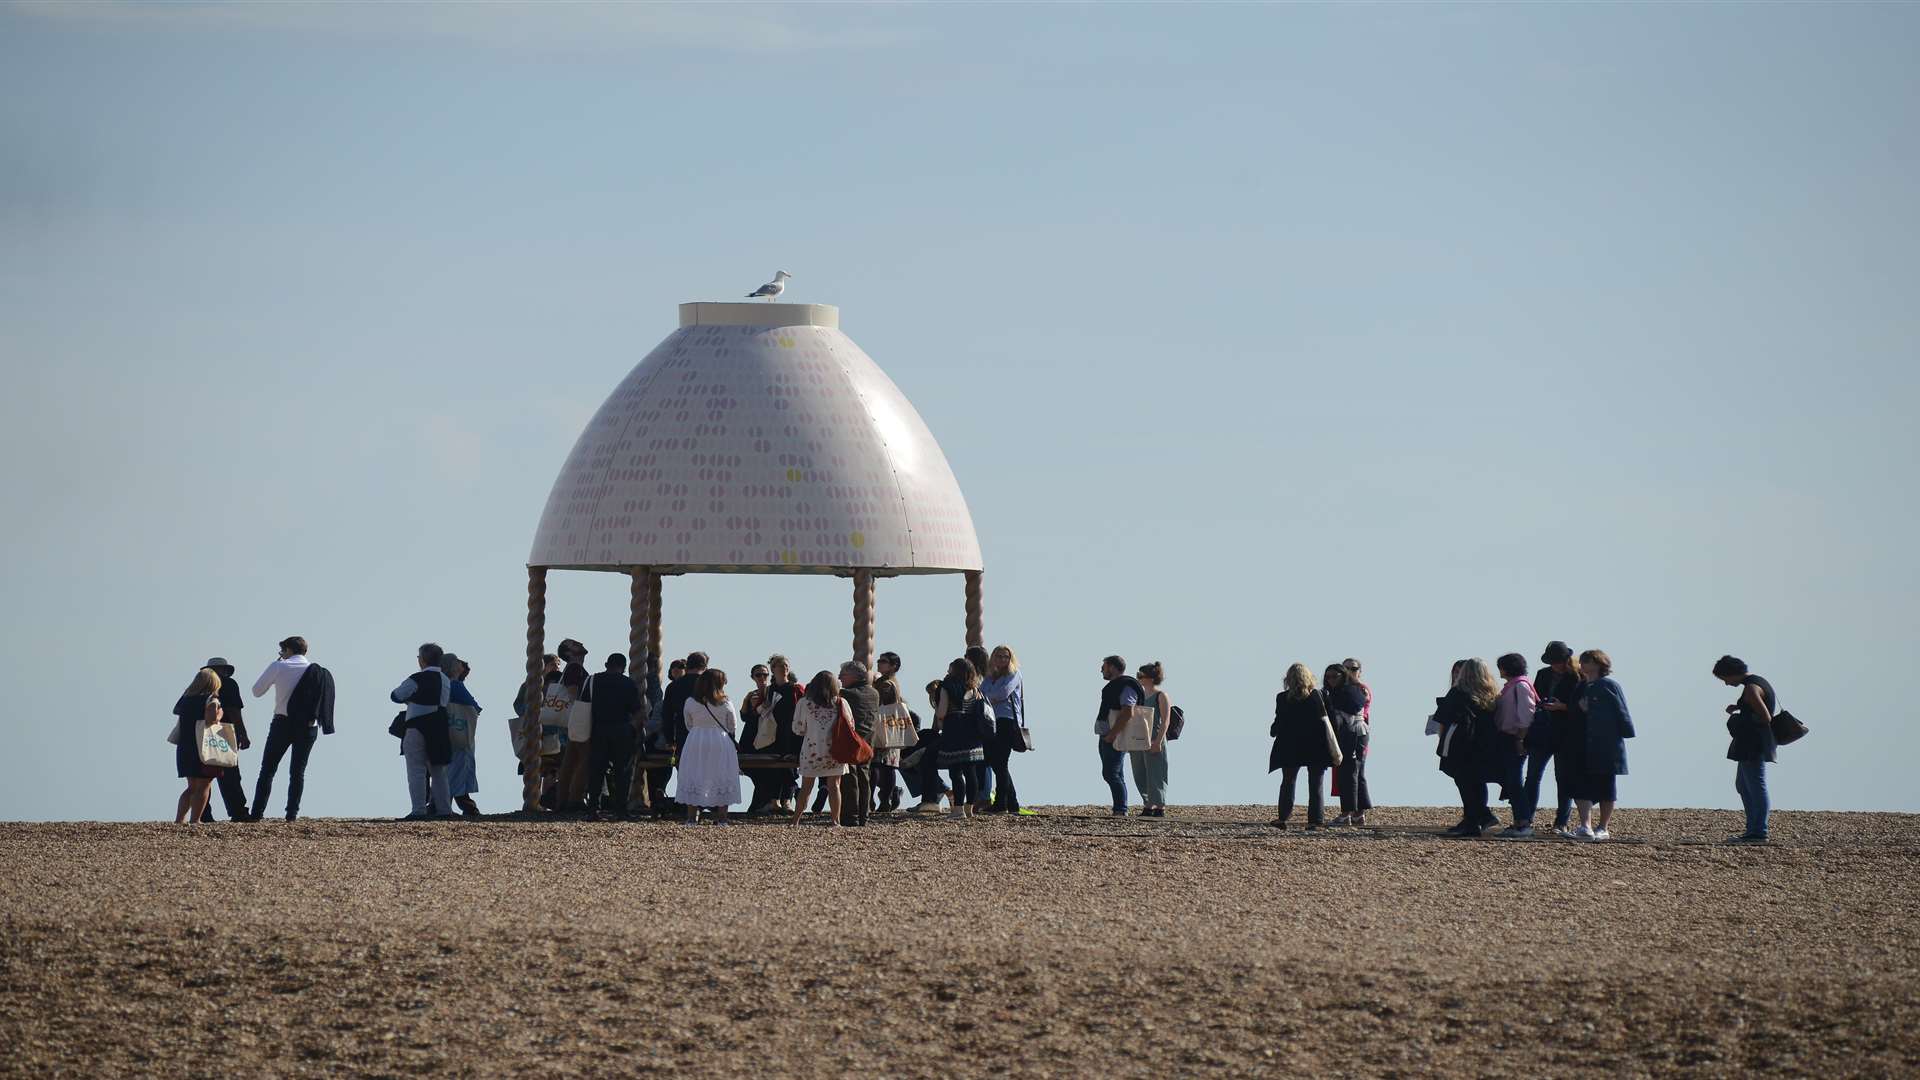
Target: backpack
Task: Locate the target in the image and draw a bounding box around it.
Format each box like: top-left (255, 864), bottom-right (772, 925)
top-left (1166, 704), bottom-right (1186, 741)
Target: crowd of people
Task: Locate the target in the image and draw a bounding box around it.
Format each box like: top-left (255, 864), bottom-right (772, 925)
top-left (169, 636), bottom-right (1789, 842)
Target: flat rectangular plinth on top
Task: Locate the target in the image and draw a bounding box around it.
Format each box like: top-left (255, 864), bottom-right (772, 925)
top-left (679, 302), bottom-right (840, 329)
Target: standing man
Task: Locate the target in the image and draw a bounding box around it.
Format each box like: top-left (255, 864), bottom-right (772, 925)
top-left (766, 654), bottom-right (803, 814)
top-left (391, 642), bottom-right (453, 820)
top-left (1714, 655), bottom-right (1780, 844)
top-left (872, 651), bottom-right (905, 813)
top-left (579, 652), bottom-right (645, 818)
top-left (251, 636), bottom-right (314, 820)
top-left (838, 660), bottom-right (880, 827)
top-left (201, 657), bottom-right (251, 822)
top-left (649, 651), bottom-right (705, 818)
top-left (1095, 655), bottom-right (1142, 817)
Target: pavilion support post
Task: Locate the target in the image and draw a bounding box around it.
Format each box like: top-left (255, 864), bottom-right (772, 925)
top-left (852, 570), bottom-right (876, 672)
top-left (964, 570), bottom-right (985, 650)
top-left (627, 568), bottom-right (653, 811)
top-left (647, 572), bottom-right (664, 674)
top-left (521, 566), bottom-right (547, 814)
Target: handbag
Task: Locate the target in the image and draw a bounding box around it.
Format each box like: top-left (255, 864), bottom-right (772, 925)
top-left (1113, 704), bottom-right (1155, 752)
top-left (751, 697), bottom-right (779, 751)
top-left (829, 701), bottom-right (874, 765)
top-left (388, 712), bottom-right (407, 739)
top-left (566, 675), bottom-right (595, 743)
top-left (1771, 709), bottom-right (1809, 746)
top-left (1165, 704), bottom-right (1185, 741)
top-left (1320, 713), bottom-right (1345, 768)
top-left (166, 719), bottom-right (181, 745)
top-left (447, 703), bottom-right (476, 752)
top-left (875, 703), bottom-right (917, 750)
top-left (197, 715), bottom-right (240, 769)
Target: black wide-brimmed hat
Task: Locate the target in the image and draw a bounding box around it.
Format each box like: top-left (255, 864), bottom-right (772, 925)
top-left (204, 657), bottom-right (236, 677)
top-left (1540, 641), bottom-right (1573, 664)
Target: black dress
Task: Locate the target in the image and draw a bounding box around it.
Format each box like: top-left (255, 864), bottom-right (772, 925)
top-left (173, 693), bottom-right (220, 779)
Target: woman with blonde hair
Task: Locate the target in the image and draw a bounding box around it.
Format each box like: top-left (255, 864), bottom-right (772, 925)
top-left (981, 644), bottom-right (1028, 815)
top-left (1436, 657), bottom-right (1502, 836)
top-left (171, 667), bottom-right (227, 824)
top-left (1267, 663), bottom-right (1334, 829)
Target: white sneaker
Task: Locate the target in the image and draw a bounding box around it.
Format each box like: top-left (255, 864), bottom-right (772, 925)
top-left (1589, 828), bottom-right (1611, 842)
top-left (1571, 825), bottom-right (1595, 840)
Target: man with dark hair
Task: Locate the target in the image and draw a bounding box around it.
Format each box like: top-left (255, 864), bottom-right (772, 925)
top-left (251, 636), bottom-right (316, 820)
top-left (1095, 655), bottom-right (1142, 817)
top-left (872, 652), bottom-right (906, 813)
top-left (1715, 654), bottom-right (1779, 843)
top-left (391, 642), bottom-right (453, 820)
top-left (838, 660), bottom-right (879, 827)
top-left (648, 652), bottom-right (707, 818)
top-left (579, 652), bottom-right (645, 818)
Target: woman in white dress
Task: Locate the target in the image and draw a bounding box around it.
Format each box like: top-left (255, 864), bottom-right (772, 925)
top-left (791, 671), bottom-right (849, 827)
top-left (674, 669), bottom-right (742, 824)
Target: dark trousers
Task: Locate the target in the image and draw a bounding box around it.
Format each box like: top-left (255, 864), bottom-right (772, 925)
top-left (252, 716), bottom-right (317, 819)
top-left (645, 764), bottom-right (675, 815)
top-left (205, 766), bottom-right (249, 821)
top-left (873, 763), bottom-right (900, 810)
top-left (839, 764), bottom-right (872, 825)
top-left (987, 738), bottom-right (1019, 812)
top-left (586, 725), bottom-right (636, 815)
top-left (1277, 766), bottom-right (1326, 824)
top-left (1335, 754), bottom-right (1370, 815)
top-left (1098, 738), bottom-right (1129, 812)
top-left (911, 745), bottom-right (949, 803)
top-left (1455, 775), bottom-right (1493, 825)
top-left (1517, 748), bottom-right (1570, 828)
top-left (746, 769), bottom-right (789, 811)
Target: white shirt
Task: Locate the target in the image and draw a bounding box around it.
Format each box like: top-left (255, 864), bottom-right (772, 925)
top-left (253, 655), bottom-right (313, 716)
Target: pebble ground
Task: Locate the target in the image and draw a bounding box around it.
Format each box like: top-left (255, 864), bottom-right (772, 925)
top-left (2, 806), bottom-right (1915, 1077)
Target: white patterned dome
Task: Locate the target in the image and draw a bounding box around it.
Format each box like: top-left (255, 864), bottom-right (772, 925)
top-left (529, 302), bottom-right (983, 575)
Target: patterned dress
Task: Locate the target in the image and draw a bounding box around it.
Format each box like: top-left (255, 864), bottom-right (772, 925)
top-left (797, 699), bottom-right (848, 779)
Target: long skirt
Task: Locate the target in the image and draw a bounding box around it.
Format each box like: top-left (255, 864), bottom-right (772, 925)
top-left (673, 728), bottom-right (741, 809)
top-left (446, 748), bottom-right (479, 797)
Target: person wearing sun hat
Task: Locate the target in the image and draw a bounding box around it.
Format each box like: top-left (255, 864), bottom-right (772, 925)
top-left (199, 656), bottom-right (252, 822)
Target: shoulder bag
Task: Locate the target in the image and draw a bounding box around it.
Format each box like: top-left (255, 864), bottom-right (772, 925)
top-left (197, 704), bottom-right (240, 769)
top-left (1320, 710), bottom-right (1345, 768)
top-left (875, 702), bottom-right (917, 750)
top-left (1113, 704), bottom-right (1155, 753)
top-left (566, 676), bottom-right (595, 743)
top-left (1771, 708), bottom-right (1809, 746)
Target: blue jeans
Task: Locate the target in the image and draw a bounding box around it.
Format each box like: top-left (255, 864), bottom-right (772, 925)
top-left (1516, 747), bottom-right (1570, 828)
top-left (1097, 737), bottom-right (1128, 812)
top-left (1734, 760), bottom-right (1770, 838)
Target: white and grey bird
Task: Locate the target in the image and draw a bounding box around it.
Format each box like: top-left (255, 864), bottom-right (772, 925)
top-left (746, 270), bottom-right (791, 300)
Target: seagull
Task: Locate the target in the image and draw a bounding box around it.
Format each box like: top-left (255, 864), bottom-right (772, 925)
top-left (746, 270), bottom-right (791, 300)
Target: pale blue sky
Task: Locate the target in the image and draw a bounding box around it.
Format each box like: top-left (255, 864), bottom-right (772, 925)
top-left (2, 2), bottom-right (1915, 821)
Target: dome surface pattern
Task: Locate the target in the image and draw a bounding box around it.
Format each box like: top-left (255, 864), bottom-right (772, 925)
top-left (530, 303), bottom-right (982, 575)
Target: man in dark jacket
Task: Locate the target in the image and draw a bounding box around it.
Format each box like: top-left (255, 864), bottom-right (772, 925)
top-left (579, 652), bottom-right (645, 818)
top-left (201, 657), bottom-right (251, 822)
top-left (838, 661), bottom-right (880, 827)
top-left (648, 652), bottom-right (706, 818)
top-left (1095, 655), bottom-right (1142, 817)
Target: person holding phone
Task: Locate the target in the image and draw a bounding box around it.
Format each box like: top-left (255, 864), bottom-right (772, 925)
top-left (1520, 641), bottom-right (1580, 836)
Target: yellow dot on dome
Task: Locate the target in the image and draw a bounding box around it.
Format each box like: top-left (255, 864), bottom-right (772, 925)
top-left (850, 532), bottom-right (865, 549)
top-left (778, 336), bottom-right (796, 348)
top-left (785, 467), bottom-right (802, 482)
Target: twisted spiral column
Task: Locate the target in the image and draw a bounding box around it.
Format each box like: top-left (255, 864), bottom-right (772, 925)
top-left (852, 570), bottom-right (876, 673)
top-left (521, 567), bottom-right (548, 813)
top-left (628, 568), bottom-right (653, 810)
top-left (964, 570), bottom-right (984, 650)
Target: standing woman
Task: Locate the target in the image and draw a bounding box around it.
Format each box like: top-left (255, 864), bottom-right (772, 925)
top-left (981, 645), bottom-right (1027, 815)
top-left (791, 671), bottom-right (848, 827)
top-left (871, 652), bottom-right (906, 813)
top-left (1714, 655), bottom-right (1778, 843)
top-left (1130, 662), bottom-right (1172, 818)
top-left (934, 658), bottom-right (989, 821)
top-left (553, 639), bottom-right (591, 812)
top-left (173, 667), bottom-right (226, 823)
top-left (677, 669), bottom-right (742, 825)
top-left (1573, 649), bottom-right (1634, 841)
top-left (1436, 658), bottom-right (1502, 836)
top-left (965, 645), bottom-right (995, 810)
top-left (1267, 663), bottom-right (1334, 829)
top-left (443, 655), bottom-right (482, 818)
top-left (1324, 664), bottom-right (1371, 826)
top-left (1490, 653), bottom-right (1536, 835)
top-left (1523, 642), bottom-right (1579, 836)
